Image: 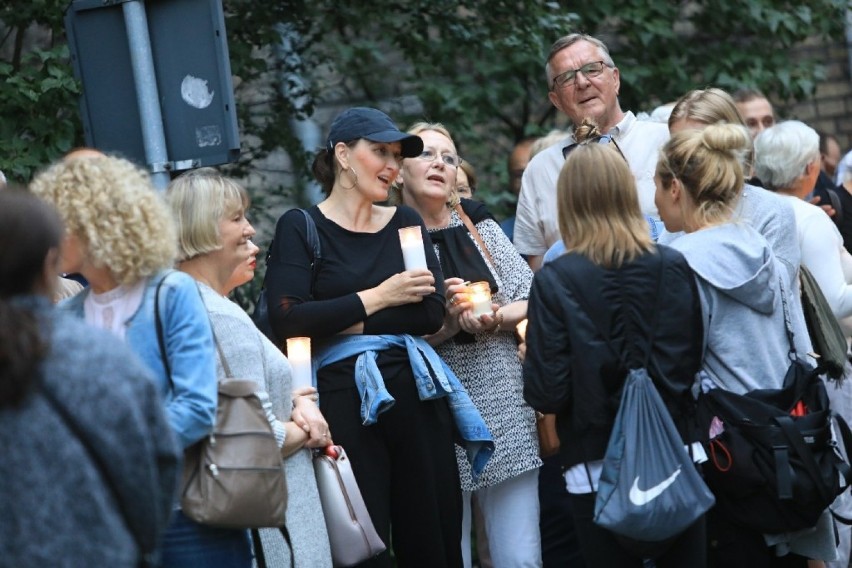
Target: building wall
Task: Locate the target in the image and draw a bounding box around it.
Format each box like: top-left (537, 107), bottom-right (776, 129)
top-left (781, 37), bottom-right (852, 153)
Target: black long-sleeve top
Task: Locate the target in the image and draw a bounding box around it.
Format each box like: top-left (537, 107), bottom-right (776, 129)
top-left (266, 205), bottom-right (446, 391)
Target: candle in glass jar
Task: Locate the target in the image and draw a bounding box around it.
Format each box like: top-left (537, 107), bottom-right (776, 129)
top-left (468, 281), bottom-right (493, 318)
top-left (286, 337), bottom-right (313, 390)
top-left (398, 226), bottom-right (427, 270)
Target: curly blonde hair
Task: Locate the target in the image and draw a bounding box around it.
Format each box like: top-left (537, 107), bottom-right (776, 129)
top-left (29, 156), bottom-right (177, 285)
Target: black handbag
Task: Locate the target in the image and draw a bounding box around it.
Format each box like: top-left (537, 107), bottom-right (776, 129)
top-left (251, 208), bottom-right (321, 344)
top-left (697, 279), bottom-right (852, 534)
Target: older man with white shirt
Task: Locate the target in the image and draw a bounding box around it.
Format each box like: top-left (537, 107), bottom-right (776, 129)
top-left (514, 33), bottom-right (669, 271)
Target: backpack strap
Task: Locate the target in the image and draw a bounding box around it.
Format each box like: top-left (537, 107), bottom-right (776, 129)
top-left (262, 208), bottom-right (322, 296)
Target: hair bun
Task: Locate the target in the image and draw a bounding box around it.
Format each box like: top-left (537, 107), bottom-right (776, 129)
top-left (700, 123), bottom-right (751, 156)
top-left (574, 118), bottom-right (602, 143)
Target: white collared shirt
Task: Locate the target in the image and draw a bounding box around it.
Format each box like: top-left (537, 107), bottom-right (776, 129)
top-left (514, 111), bottom-right (669, 256)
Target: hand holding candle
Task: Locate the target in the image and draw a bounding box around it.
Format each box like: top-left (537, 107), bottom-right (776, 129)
top-left (286, 337), bottom-right (313, 390)
top-left (468, 281), bottom-right (493, 318)
top-left (398, 226), bottom-right (427, 270)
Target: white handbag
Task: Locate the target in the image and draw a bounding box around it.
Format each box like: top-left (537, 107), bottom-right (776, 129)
top-left (313, 446), bottom-right (386, 567)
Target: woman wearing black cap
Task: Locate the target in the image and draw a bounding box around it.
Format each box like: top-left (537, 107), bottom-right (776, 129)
top-left (264, 107), bottom-right (490, 567)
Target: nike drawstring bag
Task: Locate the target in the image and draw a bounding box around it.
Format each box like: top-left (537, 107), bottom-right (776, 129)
top-left (594, 368), bottom-right (715, 543)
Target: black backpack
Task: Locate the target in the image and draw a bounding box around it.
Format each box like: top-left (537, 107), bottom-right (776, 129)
top-left (697, 283), bottom-right (852, 533)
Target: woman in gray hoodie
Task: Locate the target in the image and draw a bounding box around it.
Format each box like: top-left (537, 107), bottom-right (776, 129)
top-left (655, 123), bottom-right (833, 567)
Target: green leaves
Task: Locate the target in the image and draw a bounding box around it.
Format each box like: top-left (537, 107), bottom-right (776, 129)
top-left (3, 0), bottom-right (849, 209)
top-left (0, 42), bottom-right (81, 184)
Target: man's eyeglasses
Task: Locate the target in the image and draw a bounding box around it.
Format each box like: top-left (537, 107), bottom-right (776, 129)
top-left (551, 61), bottom-right (611, 90)
top-left (416, 148), bottom-right (462, 168)
top-left (562, 134), bottom-right (626, 161)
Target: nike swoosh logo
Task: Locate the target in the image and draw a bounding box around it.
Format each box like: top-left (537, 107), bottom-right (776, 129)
top-left (628, 466), bottom-right (682, 506)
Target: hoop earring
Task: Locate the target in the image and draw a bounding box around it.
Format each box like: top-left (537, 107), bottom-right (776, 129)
top-left (340, 166), bottom-right (358, 190)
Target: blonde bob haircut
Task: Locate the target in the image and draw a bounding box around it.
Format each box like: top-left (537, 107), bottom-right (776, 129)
top-left (29, 155), bottom-right (177, 285)
top-left (390, 122), bottom-right (459, 207)
top-left (557, 143), bottom-right (654, 268)
top-left (166, 168), bottom-right (249, 261)
top-left (656, 123), bottom-right (752, 228)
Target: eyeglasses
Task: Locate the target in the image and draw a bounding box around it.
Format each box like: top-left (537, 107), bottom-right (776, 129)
top-left (416, 148), bottom-right (462, 168)
top-left (562, 134), bottom-right (626, 162)
top-left (551, 61), bottom-right (611, 90)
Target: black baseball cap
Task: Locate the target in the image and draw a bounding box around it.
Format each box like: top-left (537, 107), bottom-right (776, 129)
top-left (327, 107), bottom-right (423, 158)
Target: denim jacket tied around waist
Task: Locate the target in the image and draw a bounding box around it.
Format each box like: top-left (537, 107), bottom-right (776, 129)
top-left (314, 334), bottom-right (494, 481)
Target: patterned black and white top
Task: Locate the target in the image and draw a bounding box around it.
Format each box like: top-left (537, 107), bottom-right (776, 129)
top-left (429, 203), bottom-right (541, 491)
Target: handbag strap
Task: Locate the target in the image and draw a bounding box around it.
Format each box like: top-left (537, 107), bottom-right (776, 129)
top-left (774, 414), bottom-right (835, 502)
top-left (454, 202), bottom-right (495, 269)
top-left (196, 285), bottom-right (233, 380)
top-left (779, 275), bottom-right (798, 360)
top-left (154, 272), bottom-right (174, 390)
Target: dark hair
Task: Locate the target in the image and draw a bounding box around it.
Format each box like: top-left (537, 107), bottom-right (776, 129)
top-left (818, 130), bottom-right (838, 156)
top-left (731, 88), bottom-right (767, 104)
top-left (0, 190), bottom-right (63, 407)
top-left (311, 141), bottom-right (358, 196)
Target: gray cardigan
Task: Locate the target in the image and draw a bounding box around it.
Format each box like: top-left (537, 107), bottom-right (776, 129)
top-left (197, 284), bottom-right (332, 568)
top-left (0, 297), bottom-right (180, 566)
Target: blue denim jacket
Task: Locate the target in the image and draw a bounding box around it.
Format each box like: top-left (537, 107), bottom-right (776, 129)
top-left (315, 334), bottom-right (494, 481)
top-left (61, 269), bottom-right (217, 449)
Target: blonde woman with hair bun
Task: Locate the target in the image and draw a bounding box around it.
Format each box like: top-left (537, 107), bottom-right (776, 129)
top-left (655, 123), bottom-right (831, 567)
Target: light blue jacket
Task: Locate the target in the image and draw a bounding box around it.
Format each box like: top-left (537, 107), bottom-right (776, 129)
top-left (61, 270), bottom-right (217, 449)
top-left (315, 334), bottom-right (494, 481)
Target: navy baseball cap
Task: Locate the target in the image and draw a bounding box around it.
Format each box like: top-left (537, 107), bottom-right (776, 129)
top-left (327, 107), bottom-right (423, 158)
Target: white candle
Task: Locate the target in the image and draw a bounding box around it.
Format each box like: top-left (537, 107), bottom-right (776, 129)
top-left (286, 337), bottom-right (313, 390)
top-left (399, 226), bottom-right (427, 270)
top-left (468, 281), bottom-right (492, 317)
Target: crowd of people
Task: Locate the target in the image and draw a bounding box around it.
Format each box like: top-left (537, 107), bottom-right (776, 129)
top-left (3, 29), bottom-right (852, 568)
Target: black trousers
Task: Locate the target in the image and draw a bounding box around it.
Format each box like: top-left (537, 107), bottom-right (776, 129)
top-left (707, 507), bottom-right (808, 568)
top-left (567, 491), bottom-right (707, 568)
top-left (319, 369), bottom-right (463, 568)
top-left (538, 455), bottom-right (586, 567)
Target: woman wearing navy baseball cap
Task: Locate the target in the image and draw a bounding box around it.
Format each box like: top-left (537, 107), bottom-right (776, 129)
top-left (263, 107), bottom-right (492, 567)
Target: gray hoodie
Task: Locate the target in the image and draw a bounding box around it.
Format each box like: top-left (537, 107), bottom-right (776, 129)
top-left (660, 183), bottom-right (801, 288)
top-left (670, 222), bottom-right (812, 394)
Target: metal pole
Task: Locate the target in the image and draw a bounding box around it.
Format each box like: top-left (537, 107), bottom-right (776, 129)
top-left (276, 23), bottom-right (324, 206)
top-left (122, 0), bottom-right (171, 190)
